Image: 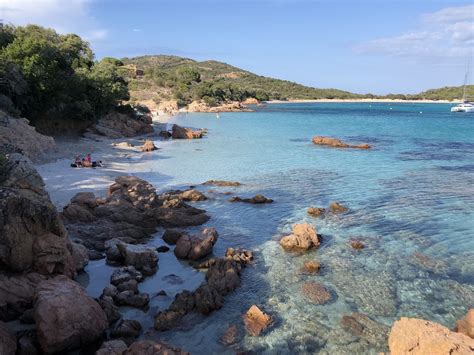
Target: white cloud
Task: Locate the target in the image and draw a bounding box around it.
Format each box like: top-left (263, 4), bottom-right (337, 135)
top-left (132, 28), bottom-right (142, 32)
top-left (0, 0), bottom-right (108, 42)
top-left (355, 5), bottom-right (474, 58)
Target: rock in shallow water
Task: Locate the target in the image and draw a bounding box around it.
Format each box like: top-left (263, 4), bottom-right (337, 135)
top-left (116, 241), bottom-right (159, 276)
top-left (96, 340), bottom-right (128, 355)
top-left (229, 194), bottom-right (273, 204)
top-left (312, 136), bottom-right (371, 149)
top-left (280, 223), bottom-right (320, 251)
top-left (34, 276), bottom-right (108, 354)
top-left (341, 312), bottom-right (389, 346)
top-left (174, 227), bottom-right (218, 260)
top-left (388, 317), bottom-right (474, 354)
top-left (243, 305), bottom-right (273, 336)
top-left (307, 207), bottom-right (326, 217)
top-left (302, 282), bottom-right (333, 304)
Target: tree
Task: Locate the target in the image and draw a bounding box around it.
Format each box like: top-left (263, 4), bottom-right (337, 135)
top-left (176, 67), bottom-right (201, 85)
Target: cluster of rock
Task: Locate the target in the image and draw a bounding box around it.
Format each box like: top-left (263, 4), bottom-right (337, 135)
top-left (307, 201), bottom-right (349, 217)
top-left (61, 176), bottom-right (210, 252)
top-left (202, 180), bottom-right (242, 187)
top-left (312, 136), bottom-right (371, 149)
top-left (87, 110), bottom-right (154, 138)
top-left (154, 239), bottom-right (253, 331)
top-left (280, 223), bottom-right (321, 251)
top-left (229, 194), bottom-right (273, 204)
top-left (0, 110), bottom-right (55, 161)
top-left (171, 124), bottom-right (207, 139)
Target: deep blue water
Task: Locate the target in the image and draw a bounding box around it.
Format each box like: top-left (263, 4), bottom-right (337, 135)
top-left (99, 103), bottom-right (474, 353)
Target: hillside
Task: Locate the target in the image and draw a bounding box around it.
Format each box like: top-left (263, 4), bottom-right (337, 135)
top-left (408, 85), bottom-right (474, 101)
top-left (121, 55), bottom-right (363, 107)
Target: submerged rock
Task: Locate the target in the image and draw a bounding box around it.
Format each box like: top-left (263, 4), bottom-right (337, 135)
top-left (299, 261), bottom-right (321, 275)
top-left (220, 324), bottom-right (241, 346)
top-left (162, 229), bottom-right (187, 245)
top-left (172, 124), bottom-right (205, 139)
top-left (388, 317), bottom-right (474, 354)
top-left (280, 223), bottom-right (320, 251)
top-left (229, 194), bottom-right (273, 204)
top-left (243, 305), bottom-right (273, 336)
top-left (349, 239), bottom-right (365, 250)
top-left (341, 312), bottom-right (389, 346)
top-left (125, 340), bottom-right (188, 354)
top-left (312, 136), bottom-right (371, 149)
top-left (34, 276), bottom-right (108, 354)
top-left (110, 319), bottom-right (142, 339)
top-left (455, 309), bottom-right (474, 339)
top-left (174, 227), bottom-right (219, 261)
top-left (202, 180), bottom-right (242, 187)
top-left (302, 282), bottom-right (332, 304)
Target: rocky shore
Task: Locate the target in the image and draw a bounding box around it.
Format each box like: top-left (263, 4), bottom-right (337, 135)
top-left (1, 108), bottom-right (473, 354)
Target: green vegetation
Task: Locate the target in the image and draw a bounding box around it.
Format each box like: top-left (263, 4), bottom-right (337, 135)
top-left (0, 23), bottom-right (129, 126)
top-left (122, 55), bottom-right (364, 106)
top-left (407, 85), bottom-right (474, 101)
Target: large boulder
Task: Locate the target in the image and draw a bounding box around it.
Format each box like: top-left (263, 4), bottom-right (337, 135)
top-left (312, 136), bottom-right (371, 149)
top-left (0, 321), bottom-right (17, 355)
top-left (92, 111), bottom-right (153, 138)
top-left (0, 153), bottom-right (74, 277)
top-left (116, 242), bottom-right (159, 276)
top-left (455, 309), bottom-right (474, 339)
top-left (174, 228), bottom-right (218, 260)
top-left (0, 111), bottom-right (55, 161)
top-left (171, 124), bottom-right (205, 139)
top-left (34, 276), bottom-right (108, 354)
top-left (388, 317), bottom-right (474, 354)
top-left (280, 223), bottom-right (320, 251)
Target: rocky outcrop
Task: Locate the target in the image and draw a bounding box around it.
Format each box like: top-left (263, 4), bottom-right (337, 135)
top-left (90, 110), bottom-right (153, 138)
top-left (62, 176), bottom-right (209, 250)
top-left (187, 100), bottom-right (251, 113)
top-left (0, 153), bottom-right (76, 276)
top-left (243, 305), bottom-right (273, 336)
top-left (341, 312), bottom-right (389, 346)
top-left (155, 255), bottom-right (251, 331)
top-left (115, 241), bottom-right (159, 275)
top-left (0, 321), bottom-right (17, 355)
top-left (229, 194), bottom-right (273, 204)
top-left (34, 276), bottom-right (108, 354)
top-left (301, 282), bottom-right (332, 304)
top-left (280, 223), bottom-right (320, 251)
top-left (455, 309), bottom-right (474, 339)
top-left (225, 248), bottom-right (253, 264)
top-left (202, 180), bottom-right (242, 187)
top-left (157, 100), bottom-right (179, 115)
top-left (312, 136), bottom-right (371, 149)
top-left (171, 124), bottom-right (206, 139)
top-left (0, 111), bottom-right (55, 161)
top-left (174, 228), bottom-right (218, 261)
top-left (141, 139), bottom-right (157, 152)
top-left (160, 188), bottom-right (207, 202)
top-left (162, 229), bottom-right (187, 245)
top-left (388, 317), bottom-right (474, 354)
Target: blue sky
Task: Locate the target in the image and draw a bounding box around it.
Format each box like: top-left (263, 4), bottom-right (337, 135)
top-left (1, 0), bottom-right (473, 94)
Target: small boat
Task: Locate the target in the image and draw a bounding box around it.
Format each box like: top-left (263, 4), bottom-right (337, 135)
top-left (451, 65), bottom-right (473, 113)
top-left (216, 112), bottom-right (220, 118)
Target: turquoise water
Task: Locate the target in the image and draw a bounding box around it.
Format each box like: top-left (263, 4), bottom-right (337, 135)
top-left (126, 103), bottom-right (474, 353)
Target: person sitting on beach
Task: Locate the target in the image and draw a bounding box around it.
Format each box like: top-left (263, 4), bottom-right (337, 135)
top-left (82, 158), bottom-right (93, 167)
top-left (70, 156), bottom-right (83, 168)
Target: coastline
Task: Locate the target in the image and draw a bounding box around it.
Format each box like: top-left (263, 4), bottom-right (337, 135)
top-left (266, 98), bottom-right (461, 104)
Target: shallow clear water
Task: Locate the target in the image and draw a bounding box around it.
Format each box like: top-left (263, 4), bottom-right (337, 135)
top-left (91, 103), bottom-right (474, 353)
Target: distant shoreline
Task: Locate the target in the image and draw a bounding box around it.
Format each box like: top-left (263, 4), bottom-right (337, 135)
top-left (266, 98), bottom-right (461, 104)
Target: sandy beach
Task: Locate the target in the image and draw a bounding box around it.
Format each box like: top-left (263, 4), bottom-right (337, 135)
top-left (267, 98), bottom-right (460, 104)
top-left (36, 114), bottom-right (174, 208)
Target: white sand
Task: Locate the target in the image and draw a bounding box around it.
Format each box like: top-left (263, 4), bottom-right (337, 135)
top-left (36, 114), bottom-right (177, 208)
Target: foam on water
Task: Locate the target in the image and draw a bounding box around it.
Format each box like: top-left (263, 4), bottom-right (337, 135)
top-left (84, 103), bottom-right (474, 353)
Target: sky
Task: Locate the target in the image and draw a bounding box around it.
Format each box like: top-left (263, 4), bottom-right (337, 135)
top-left (1, 0), bottom-right (473, 94)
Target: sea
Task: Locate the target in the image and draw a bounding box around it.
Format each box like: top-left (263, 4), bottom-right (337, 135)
top-left (82, 102), bottom-right (474, 354)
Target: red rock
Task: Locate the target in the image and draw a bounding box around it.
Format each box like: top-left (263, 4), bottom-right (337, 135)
top-left (243, 305), bottom-right (272, 336)
top-left (300, 261), bottom-right (321, 274)
top-left (302, 282), bottom-right (332, 304)
top-left (389, 317), bottom-right (474, 354)
top-left (34, 276), bottom-right (108, 354)
top-left (455, 309), bottom-right (474, 339)
top-left (312, 136), bottom-right (371, 149)
top-left (329, 202), bottom-right (348, 213)
top-left (220, 325), bottom-right (240, 346)
top-left (280, 223), bottom-right (320, 251)
top-left (172, 124), bottom-right (204, 139)
top-left (307, 207), bottom-right (325, 217)
top-left (349, 240), bottom-right (365, 250)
